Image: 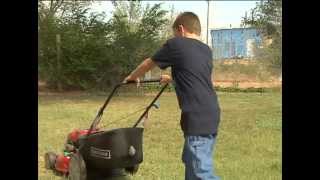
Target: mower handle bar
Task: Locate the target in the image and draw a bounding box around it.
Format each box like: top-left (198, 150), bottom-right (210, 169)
top-left (87, 78), bottom-right (167, 135)
top-left (122, 79), bottom-right (161, 85)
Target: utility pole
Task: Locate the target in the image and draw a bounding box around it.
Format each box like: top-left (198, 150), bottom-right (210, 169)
top-left (230, 24), bottom-right (232, 60)
top-left (206, 0), bottom-right (210, 45)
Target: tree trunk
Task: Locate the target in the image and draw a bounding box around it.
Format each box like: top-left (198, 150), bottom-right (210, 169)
top-left (56, 34), bottom-right (63, 91)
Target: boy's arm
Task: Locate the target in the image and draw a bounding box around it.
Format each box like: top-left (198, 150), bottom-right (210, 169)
top-left (124, 58), bottom-right (172, 84)
top-left (124, 58), bottom-right (156, 82)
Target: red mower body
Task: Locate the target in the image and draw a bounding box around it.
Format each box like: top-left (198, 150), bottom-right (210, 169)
top-left (55, 154), bottom-right (70, 174)
top-left (68, 129), bottom-right (99, 143)
top-left (50, 129), bottom-right (100, 174)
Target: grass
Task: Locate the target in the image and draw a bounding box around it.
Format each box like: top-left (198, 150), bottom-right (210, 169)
top-left (38, 91), bottom-right (281, 180)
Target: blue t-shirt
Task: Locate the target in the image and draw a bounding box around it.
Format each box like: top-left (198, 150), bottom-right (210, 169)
top-left (151, 37), bottom-right (221, 135)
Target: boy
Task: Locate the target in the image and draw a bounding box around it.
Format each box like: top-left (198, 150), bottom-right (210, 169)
top-left (124, 12), bottom-right (221, 180)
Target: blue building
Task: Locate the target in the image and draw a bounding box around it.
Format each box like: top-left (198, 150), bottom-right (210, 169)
top-left (210, 28), bottom-right (262, 60)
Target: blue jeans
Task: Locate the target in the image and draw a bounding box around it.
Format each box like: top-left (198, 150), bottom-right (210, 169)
top-left (182, 134), bottom-right (220, 180)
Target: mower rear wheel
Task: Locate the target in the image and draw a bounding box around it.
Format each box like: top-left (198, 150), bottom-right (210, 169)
top-left (68, 152), bottom-right (87, 180)
top-left (125, 165), bottom-right (139, 175)
top-left (44, 152), bottom-right (57, 170)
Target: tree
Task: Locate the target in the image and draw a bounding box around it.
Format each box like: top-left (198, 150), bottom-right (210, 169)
top-left (38, 1), bottom-right (169, 90)
top-left (162, 5), bottom-right (178, 40)
top-left (38, 1), bottom-right (108, 90)
top-left (97, 1), bottom-right (169, 86)
top-left (242, 0), bottom-right (282, 72)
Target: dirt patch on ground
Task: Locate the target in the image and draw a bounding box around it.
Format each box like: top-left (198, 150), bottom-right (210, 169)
top-left (220, 59), bottom-right (257, 65)
top-left (38, 91), bottom-right (89, 96)
top-left (38, 79), bottom-right (282, 95)
top-left (38, 81), bottom-right (88, 96)
top-left (214, 80), bottom-right (281, 88)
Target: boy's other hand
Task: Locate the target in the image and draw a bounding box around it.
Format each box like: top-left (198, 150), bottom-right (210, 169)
top-left (160, 74), bottom-right (172, 85)
top-left (123, 76), bottom-right (140, 87)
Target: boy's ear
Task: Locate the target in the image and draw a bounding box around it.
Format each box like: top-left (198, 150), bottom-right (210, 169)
top-left (178, 25), bottom-right (184, 33)
top-left (178, 25), bottom-right (188, 36)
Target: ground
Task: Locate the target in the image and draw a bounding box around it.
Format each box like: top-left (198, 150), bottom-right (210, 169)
top-left (38, 90), bottom-right (281, 180)
top-left (214, 80), bottom-right (281, 88)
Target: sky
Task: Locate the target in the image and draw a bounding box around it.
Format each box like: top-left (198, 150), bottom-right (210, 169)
top-left (90, 1), bottom-right (259, 44)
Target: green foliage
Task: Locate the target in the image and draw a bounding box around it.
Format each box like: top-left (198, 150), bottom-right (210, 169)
top-left (38, 1), bottom-right (169, 90)
top-left (242, 0), bottom-right (282, 73)
top-left (242, 0), bottom-right (282, 38)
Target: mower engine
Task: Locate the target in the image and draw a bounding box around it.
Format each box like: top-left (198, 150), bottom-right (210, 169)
top-left (45, 129), bottom-right (99, 175)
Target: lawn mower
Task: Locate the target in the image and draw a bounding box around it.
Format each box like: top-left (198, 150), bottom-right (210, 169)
top-left (44, 79), bottom-right (168, 180)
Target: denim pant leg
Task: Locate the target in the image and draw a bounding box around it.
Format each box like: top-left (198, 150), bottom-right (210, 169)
top-left (182, 135), bottom-right (220, 180)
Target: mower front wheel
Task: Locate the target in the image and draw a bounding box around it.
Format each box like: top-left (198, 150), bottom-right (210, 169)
top-left (67, 152), bottom-right (87, 180)
top-left (44, 152), bottom-right (57, 170)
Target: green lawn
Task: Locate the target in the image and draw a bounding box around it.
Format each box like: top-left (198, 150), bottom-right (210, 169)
top-left (38, 91), bottom-right (281, 180)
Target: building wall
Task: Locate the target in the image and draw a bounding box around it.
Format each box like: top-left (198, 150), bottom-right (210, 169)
top-left (211, 28), bottom-right (262, 60)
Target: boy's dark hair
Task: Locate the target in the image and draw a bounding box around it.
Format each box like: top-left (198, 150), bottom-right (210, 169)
top-left (172, 12), bottom-right (201, 36)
